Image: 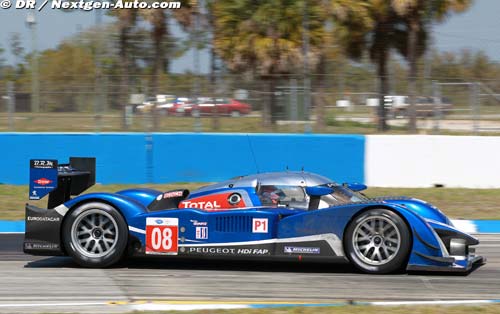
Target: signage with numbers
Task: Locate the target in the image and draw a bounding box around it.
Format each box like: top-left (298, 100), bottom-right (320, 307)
top-left (29, 159), bottom-right (58, 200)
top-left (252, 218), bottom-right (268, 233)
top-left (145, 217), bottom-right (179, 255)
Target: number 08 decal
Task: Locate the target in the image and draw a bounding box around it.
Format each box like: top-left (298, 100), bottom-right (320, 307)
top-left (146, 217), bottom-right (178, 255)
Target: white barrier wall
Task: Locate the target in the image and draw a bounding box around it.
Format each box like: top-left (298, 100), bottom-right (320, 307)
top-left (366, 135), bottom-right (500, 188)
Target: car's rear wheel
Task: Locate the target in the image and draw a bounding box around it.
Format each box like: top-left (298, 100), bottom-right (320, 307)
top-left (230, 110), bottom-right (241, 117)
top-left (62, 202), bottom-right (128, 267)
top-left (344, 208), bottom-right (411, 274)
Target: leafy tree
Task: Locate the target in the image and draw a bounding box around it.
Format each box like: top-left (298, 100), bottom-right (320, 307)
top-left (9, 33), bottom-right (25, 78)
top-left (0, 45), bottom-right (5, 71)
top-left (36, 43), bottom-right (95, 111)
top-left (213, 0), bottom-right (327, 127)
top-left (141, 9), bottom-right (168, 96)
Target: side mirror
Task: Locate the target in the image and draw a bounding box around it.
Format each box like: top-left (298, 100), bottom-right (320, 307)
top-left (306, 185), bottom-right (333, 196)
top-left (343, 183), bottom-right (367, 192)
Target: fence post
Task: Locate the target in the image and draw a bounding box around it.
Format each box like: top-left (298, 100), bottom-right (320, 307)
top-left (290, 78), bottom-right (298, 133)
top-left (432, 80), bottom-right (441, 134)
top-left (145, 134), bottom-right (154, 183)
top-left (7, 81), bottom-right (15, 131)
top-left (470, 82), bottom-right (479, 134)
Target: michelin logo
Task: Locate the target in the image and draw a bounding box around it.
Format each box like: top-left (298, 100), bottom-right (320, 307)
top-left (284, 246), bottom-right (320, 254)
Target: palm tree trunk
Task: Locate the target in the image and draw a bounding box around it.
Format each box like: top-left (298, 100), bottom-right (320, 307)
top-left (151, 35), bottom-right (162, 131)
top-left (315, 55), bottom-right (327, 131)
top-left (152, 34), bottom-right (162, 95)
top-left (208, 11), bottom-right (219, 131)
top-left (262, 78), bottom-right (273, 129)
top-left (407, 16), bottom-right (418, 133)
top-left (376, 47), bottom-right (389, 132)
top-left (270, 76), bottom-right (279, 125)
top-left (119, 27), bottom-right (130, 130)
top-left (150, 10), bottom-right (167, 132)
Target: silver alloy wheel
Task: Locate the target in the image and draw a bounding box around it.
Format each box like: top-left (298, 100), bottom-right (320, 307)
top-left (352, 215), bottom-right (401, 266)
top-left (70, 209), bottom-right (118, 258)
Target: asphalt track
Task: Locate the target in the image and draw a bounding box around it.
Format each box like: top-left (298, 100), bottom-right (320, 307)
top-left (0, 233), bottom-right (499, 313)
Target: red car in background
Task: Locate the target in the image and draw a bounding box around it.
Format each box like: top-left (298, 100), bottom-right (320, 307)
top-left (175, 98), bottom-right (252, 117)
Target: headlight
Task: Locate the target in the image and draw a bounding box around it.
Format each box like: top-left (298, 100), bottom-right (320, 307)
top-left (449, 238), bottom-right (468, 256)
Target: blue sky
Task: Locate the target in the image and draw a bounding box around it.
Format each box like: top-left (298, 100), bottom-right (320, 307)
top-left (0, 0), bottom-right (498, 73)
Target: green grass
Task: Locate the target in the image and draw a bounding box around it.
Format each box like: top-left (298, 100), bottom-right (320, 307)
top-left (0, 111), bottom-right (387, 134)
top-left (124, 305), bottom-right (500, 314)
top-left (2, 184), bottom-right (499, 220)
top-left (365, 187), bottom-right (500, 220)
top-left (2, 111), bottom-right (500, 135)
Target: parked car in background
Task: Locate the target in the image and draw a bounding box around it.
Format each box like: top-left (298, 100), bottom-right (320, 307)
top-left (387, 96), bottom-right (453, 118)
top-left (136, 95), bottom-right (176, 114)
top-left (190, 98), bottom-right (252, 117)
top-left (134, 96), bottom-right (157, 113)
top-left (170, 97), bottom-right (194, 116)
top-left (136, 96), bottom-right (252, 117)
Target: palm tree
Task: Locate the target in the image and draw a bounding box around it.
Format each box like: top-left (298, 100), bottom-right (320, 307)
top-left (213, 0), bottom-right (327, 128)
top-left (331, 1), bottom-right (408, 131)
top-left (391, 0), bottom-right (472, 133)
top-left (141, 9), bottom-right (167, 97)
top-left (111, 8), bottom-right (138, 129)
top-left (139, 1), bottom-right (194, 130)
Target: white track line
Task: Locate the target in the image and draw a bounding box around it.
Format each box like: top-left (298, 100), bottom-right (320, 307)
top-left (0, 302), bottom-right (108, 308)
top-left (370, 300), bottom-right (497, 306)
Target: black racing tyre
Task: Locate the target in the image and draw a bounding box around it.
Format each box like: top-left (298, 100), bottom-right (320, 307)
top-left (344, 208), bottom-right (411, 274)
top-left (62, 202), bottom-right (128, 268)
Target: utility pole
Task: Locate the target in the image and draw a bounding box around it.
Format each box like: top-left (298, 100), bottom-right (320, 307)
top-left (94, 9), bottom-right (103, 132)
top-left (26, 12), bottom-right (40, 113)
top-left (302, 1), bottom-right (311, 133)
top-left (7, 81), bottom-right (15, 131)
top-left (193, 0), bottom-right (201, 132)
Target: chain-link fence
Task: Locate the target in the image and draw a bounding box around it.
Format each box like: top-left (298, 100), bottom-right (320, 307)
top-left (2, 74), bottom-right (500, 134)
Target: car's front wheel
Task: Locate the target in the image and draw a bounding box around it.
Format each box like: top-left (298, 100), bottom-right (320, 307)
top-left (62, 202), bottom-right (128, 267)
top-left (344, 208), bottom-right (411, 274)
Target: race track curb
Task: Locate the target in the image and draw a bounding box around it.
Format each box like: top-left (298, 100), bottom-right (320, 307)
top-left (1, 219), bottom-right (499, 234)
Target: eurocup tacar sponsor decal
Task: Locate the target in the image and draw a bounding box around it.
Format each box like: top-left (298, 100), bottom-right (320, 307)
top-left (179, 192), bottom-right (246, 210)
top-left (145, 217), bottom-right (178, 255)
top-left (29, 159), bottom-right (58, 200)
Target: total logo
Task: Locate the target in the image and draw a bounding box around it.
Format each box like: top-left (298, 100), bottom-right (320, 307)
top-left (180, 201), bottom-right (221, 210)
top-left (34, 178), bottom-right (53, 186)
top-left (179, 192), bottom-right (247, 210)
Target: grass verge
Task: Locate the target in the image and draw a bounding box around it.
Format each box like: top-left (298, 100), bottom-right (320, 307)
top-left (49, 305), bottom-right (500, 314)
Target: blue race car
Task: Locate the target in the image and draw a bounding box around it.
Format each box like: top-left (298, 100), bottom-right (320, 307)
top-left (24, 157), bottom-right (484, 274)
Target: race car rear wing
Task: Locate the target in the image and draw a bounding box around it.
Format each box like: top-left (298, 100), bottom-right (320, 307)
top-left (29, 157), bottom-right (96, 208)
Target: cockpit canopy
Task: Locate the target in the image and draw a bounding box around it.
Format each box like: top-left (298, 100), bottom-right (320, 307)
top-left (194, 171), bottom-right (333, 193)
top-left (189, 172), bottom-right (368, 210)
